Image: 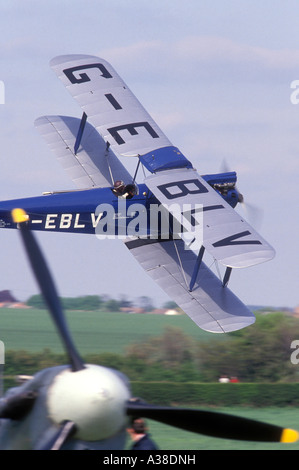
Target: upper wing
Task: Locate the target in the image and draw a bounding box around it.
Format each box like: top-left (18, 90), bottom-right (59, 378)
top-left (35, 115), bottom-right (132, 189)
top-left (145, 167), bottom-right (275, 268)
top-left (125, 237), bottom-right (255, 333)
top-left (50, 54), bottom-right (172, 158)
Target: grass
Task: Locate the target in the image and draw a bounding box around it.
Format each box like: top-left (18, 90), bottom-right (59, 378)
top-left (0, 307), bottom-right (224, 355)
top-left (127, 408), bottom-right (299, 450)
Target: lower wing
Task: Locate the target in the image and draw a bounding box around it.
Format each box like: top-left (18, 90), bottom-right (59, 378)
top-left (124, 237), bottom-right (255, 333)
top-left (35, 115), bottom-right (132, 189)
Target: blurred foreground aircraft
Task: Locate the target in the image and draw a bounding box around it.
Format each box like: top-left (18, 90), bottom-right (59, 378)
top-left (0, 208), bottom-right (294, 450)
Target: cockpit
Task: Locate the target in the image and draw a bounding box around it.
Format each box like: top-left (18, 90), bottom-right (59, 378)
top-left (112, 180), bottom-right (138, 199)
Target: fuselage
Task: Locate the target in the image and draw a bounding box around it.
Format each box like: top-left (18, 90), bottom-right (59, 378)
top-left (0, 184), bottom-right (153, 236)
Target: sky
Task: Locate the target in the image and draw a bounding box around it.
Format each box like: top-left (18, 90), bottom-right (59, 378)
top-left (0, 0), bottom-right (298, 310)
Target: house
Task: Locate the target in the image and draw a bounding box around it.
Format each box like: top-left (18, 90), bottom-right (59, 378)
top-left (119, 307), bottom-right (146, 314)
top-left (151, 308), bottom-right (182, 316)
top-left (0, 290), bottom-right (18, 303)
top-left (0, 290), bottom-right (29, 308)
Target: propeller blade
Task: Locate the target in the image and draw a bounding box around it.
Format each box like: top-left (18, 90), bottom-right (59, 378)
top-left (0, 390), bottom-right (37, 420)
top-left (126, 401), bottom-right (299, 443)
top-left (240, 201), bottom-right (264, 230)
top-left (220, 159), bottom-right (263, 229)
top-left (12, 209), bottom-right (85, 372)
top-left (220, 158), bottom-right (230, 174)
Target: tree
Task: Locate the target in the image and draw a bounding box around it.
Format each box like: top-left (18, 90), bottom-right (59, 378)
top-left (26, 294), bottom-right (46, 309)
top-left (27, 294), bottom-right (103, 311)
top-left (162, 301), bottom-right (178, 310)
top-left (197, 313), bottom-right (299, 382)
top-left (118, 294), bottom-right (133, 309)
top-left (103, 299), bottom-right (121, 312)
top-left (62, 295), bottom-right (103, 311)
top-left (137, 296), bottom-right (155, 312)
top-left (125, 326), bottom-right (199, 381)
top-left (126, 326), bottom-right (195, 366)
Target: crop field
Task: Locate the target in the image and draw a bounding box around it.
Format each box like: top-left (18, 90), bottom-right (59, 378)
top-left (0, 307), bottom-right (223, 355)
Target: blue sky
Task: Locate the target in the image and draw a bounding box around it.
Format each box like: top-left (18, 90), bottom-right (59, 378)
top-left (0, 0), bottom-right (298, 310)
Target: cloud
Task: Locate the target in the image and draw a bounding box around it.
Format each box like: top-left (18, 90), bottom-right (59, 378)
top-left (100, 36), bottom-right (299, 88)
top-left (176, 36), bottom-right (299, 70)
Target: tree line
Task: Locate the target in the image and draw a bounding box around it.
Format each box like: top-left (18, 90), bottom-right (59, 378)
top-left (26, 294), bottom-right (171, 312)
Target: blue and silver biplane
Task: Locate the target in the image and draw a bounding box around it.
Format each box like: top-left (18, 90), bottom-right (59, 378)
top-left (0, 55), bottom-right (275, 334)
top-left (0, 55), bottom-right (293, 452)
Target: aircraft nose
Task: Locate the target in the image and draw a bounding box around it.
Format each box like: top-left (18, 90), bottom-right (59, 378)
top-left (47, 365), bottom-right (131, 441)
top-left (238, 192), bottom-right (244, 203)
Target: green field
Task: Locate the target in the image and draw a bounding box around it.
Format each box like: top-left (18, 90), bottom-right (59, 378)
top-left (133, 408), bottom-right (299, 450)
top-left (0, 307), bottom-right (222, 355)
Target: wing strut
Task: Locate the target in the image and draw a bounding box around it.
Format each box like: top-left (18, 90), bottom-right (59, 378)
top-left (222, 266), bottom-right (232, 287)
top-left (104, 141), bottom-right (115, 185)
top-left (132, 158), bottom-right (141, 184)
top-left (189, 246), bottom-right (205, 292)
top-left (74, 112), bottom-right (87, 155)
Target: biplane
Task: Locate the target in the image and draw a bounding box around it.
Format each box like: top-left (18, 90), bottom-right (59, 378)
top-left (0, 55), bottom-right (275, 333)
top-left (0, 208), bottom-right (295, 450)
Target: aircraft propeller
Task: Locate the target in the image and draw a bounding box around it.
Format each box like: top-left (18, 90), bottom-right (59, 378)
top-left (12, 209), bottom-right (85, 373)
top-left (126, 400), bottom-right (298, 443)
top-left (221, 159), bottom-right (263, 229)
top-left (4, 208), bottom-right (298, 449)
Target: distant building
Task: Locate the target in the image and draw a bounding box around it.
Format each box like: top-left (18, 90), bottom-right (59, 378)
top-left (165, 309), bottom-right (182, 316)
top-left (0, 290), bottom-right (28, 309)
top-left (293, 306), bottom-right (299, 317)
top-left (119, 307), bottom-right (145, 314)
top-left (151, 308), bottom-right (182, 316)
top-left (0, 290), bottom-right (18, 303)
top-left (119, 307), bottom-right (182, 315)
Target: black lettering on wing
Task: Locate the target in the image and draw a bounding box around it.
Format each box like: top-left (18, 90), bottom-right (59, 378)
top-left (107, 122), bottom-right (159, 145)
top-left (63, 63), bottom-right (112, 84)
top-left (157, 179), bottom-right (209, 200)
top-left (182, 205), bottom-right (225, 226)
top-left (105, 93), bottom-right (122, 110)
top-left (212, 230), bottom-right (262, 247)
